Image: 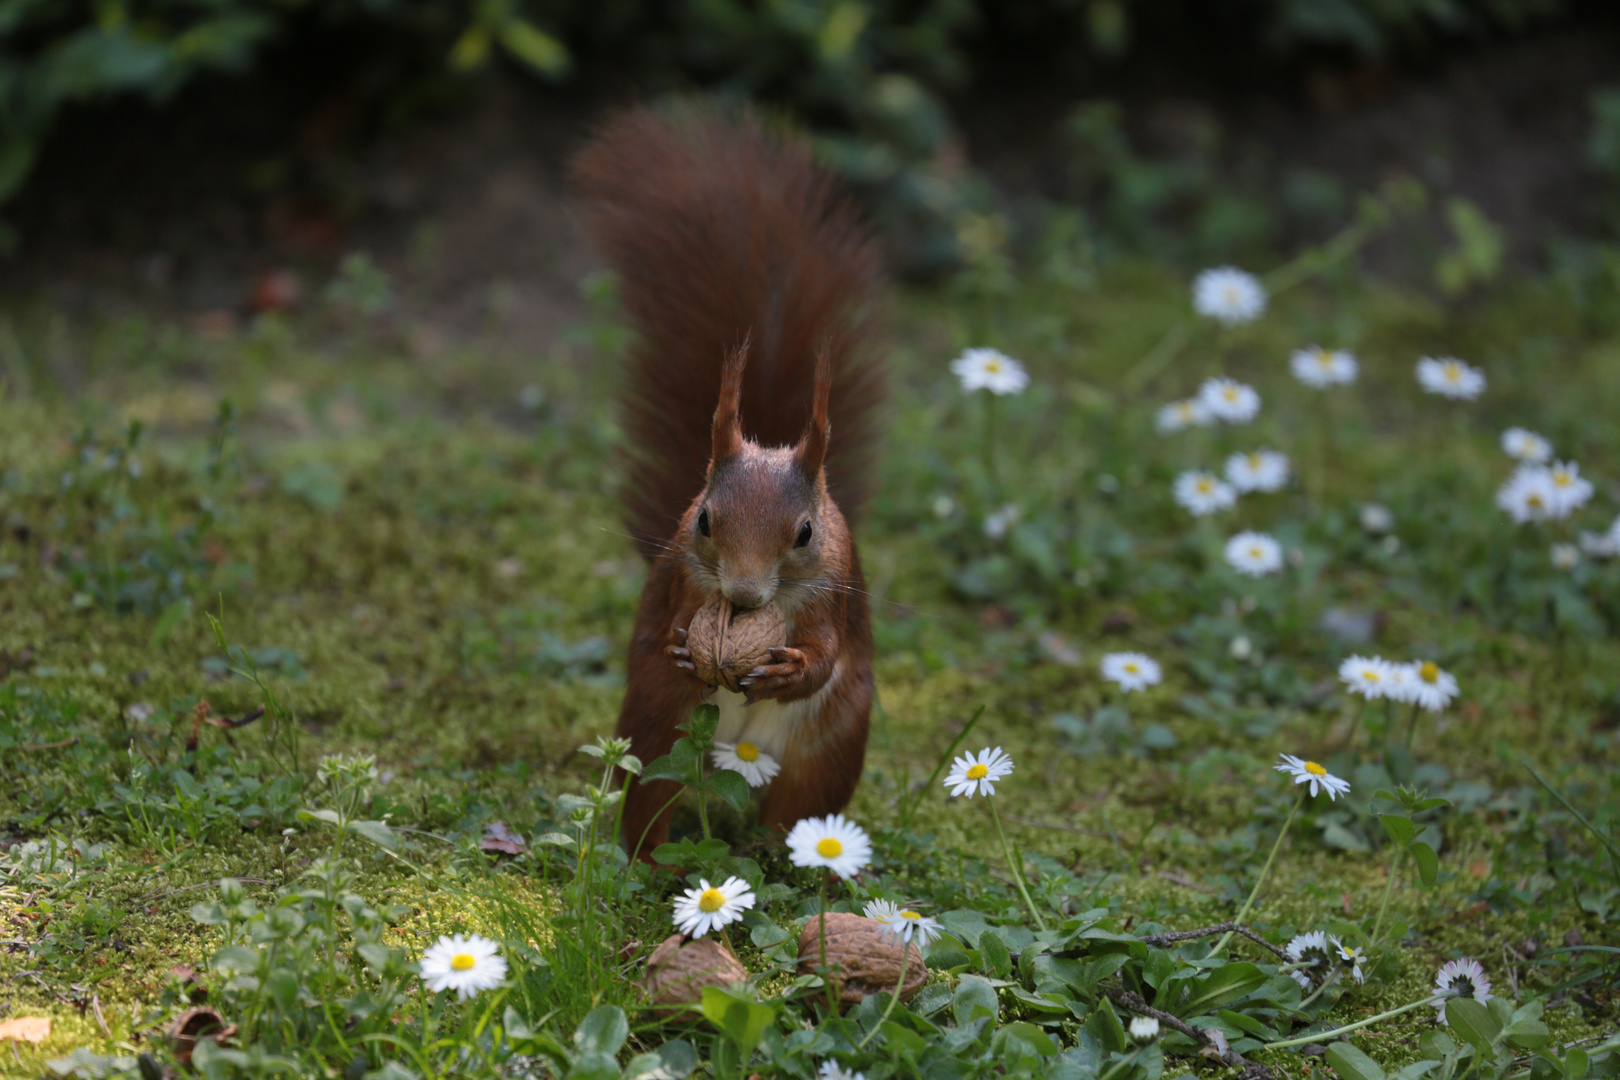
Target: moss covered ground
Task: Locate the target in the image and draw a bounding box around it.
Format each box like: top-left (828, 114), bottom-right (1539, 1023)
top-left (1, 261), bottom-right (1618, 1077)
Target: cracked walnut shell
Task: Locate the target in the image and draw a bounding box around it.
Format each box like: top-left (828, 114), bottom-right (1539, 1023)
top-left (642, 934), bottom-right (749, 1018)
top-left (685, 597), bottom-right (788, 693)
top-left (797, 912), bottom-right (928, 1010)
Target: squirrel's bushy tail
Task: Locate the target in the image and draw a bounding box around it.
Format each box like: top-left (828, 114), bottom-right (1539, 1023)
top-left (572, 103), bottom-right (886, 560)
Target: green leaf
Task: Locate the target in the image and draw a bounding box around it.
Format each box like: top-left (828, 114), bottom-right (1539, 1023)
top-left (1379, 814), bottom-right (1417, 847)
top-left (1084, 996), bottom-right (1129, 1054)
top-left (880, 1020), bottom-right (928, 1057)
top-left (952, 974), bottom-right (999, 1026)
top-left (642, 740), bottom-right (698, 783)
top-left (498, 18), bottom-right (570, 77)
top-left (706, 769), bottom-right (751, 813)
top-left (1180, 962), bottom-right (1268, 1014)
top-left (999, 1020), bottom-right (1058, 1056)
top-left (1326, 1042), bottom-right (1387, 1080)
top-left (980, 930), bottom-right (1013, 978)
top-left (1446, 997), bottom-right (1500, 1052)
top-left (1411, 842), bottom-right (1439, 888)
top-left (1565, 1046), bottom-right (1590, 1080)
top-left (700, 987), bottom-right (777, 1062)
top-left (348, 819), bottom-right (397, 850)
top-left (573, 1005), bottom-right (629, 1056)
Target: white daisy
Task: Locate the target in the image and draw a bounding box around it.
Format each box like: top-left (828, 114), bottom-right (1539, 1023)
top-left (943, 746), bottom-right (1015, 798)
top-left (1101, 652), bottom-right (1162, 692)
top-left (1331, 938), bottom-right (1367, 984)
top-left (1283, 930), bottom-right (1334, 989)
top-left (1128, 1015), bottom-right (1160, 1043)
top-left (1551, 543), bottom-right (1580, 571)
top-left (1408, 661), bottom-right (1459, 713)
top-left (1274, 754), bottom-right (1351, 801)
top-left (1224, 449), bottom-right (1290, 493)
top-left (863, 899), bottom-right (942, 946)
top-left (1579, 522), bottom-right (1620, 559)
top-left (419, 933), bottom-right (508, 1001)
top-left (1501, 428), bottom-right (1552, 464)
top-left (1497, 465), bottom-right (1558, 524)
top-left (785, 814), bottom-right (872, 879)
top-left (711, 741), bottom-right (780, 788)
top-left (983, 504), bottom-right (1021, 539)
top-left (1290, 346), bottom-right (1358, 388)
top-left (1193, 267), bottom-right (1267, 325)
top-left (817, 1062), bottom-right (865, 1080)
top-left (1224, 531), bottom-right (1283, 577)
top-left (1382, 662), bottom-right (1419, 705)
top-left (1360, 504), bottom-right (1394, 534)
top-left (1416, 356), bottom-right (1485, 400)
top-left (1433, 958), bottom-right (1493, 1026)
top-left (1173, 471), bottom-right (1237, 516)
top-left (672, 876), bottom-right (756, 938)
top-left (1338, 654), bottom-right (1393, 700)
top-left (1197, 377), bottom-right (1261, 423)
top-left (1155, 398), bottom-right (1212, 433)
top-left (950, 348), bottom-right (1029, 395)
top-left (1546, 461), bottom-right (1594, 517)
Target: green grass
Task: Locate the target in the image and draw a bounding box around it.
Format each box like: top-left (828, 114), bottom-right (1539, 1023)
top-left (1, 256), bottom-right (1618, 1079)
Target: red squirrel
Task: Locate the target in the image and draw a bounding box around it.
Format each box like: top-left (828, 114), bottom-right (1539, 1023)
top-left (572, 105), bottom-right (886, 861)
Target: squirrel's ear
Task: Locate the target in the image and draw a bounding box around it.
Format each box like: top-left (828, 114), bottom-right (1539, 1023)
top-left (794, 347), bottom-right (832, 477)
top-left (710, 342), bottom-right (747, 467)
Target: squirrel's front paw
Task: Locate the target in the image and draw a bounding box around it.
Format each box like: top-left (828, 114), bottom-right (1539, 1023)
top-left (666, 626), bottom-right (699, 674)
top-left (737, 646), bottom-right (807, 703)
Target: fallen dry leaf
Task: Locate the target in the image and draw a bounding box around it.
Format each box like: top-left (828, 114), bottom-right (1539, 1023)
top-left (480, 821), bottom-right (528, 856)
top-left (0, 1016), bottom-right (50, 1042)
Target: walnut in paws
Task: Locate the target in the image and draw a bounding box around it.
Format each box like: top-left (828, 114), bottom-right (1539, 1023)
top-left (685, 597), bottom-right (788, 693)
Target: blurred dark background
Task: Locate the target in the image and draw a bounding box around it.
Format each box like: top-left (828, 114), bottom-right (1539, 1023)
top-left (4, 0), bottom-right (1620, 344)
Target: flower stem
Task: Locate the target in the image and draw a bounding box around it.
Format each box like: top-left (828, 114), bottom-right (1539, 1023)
top-left (1210, 793), bottom-right (1303, 958)
top-left (988, 797), bottom-right (1048, 931)
top-left (1262, 993), bottom-right (1445, 1050)
top-left (1371, 844), bottom-right (1405, 945)
top-left (856, 943), bottom-right (910, 1050)
top-left (1296, 967), bottom-right (1342, 1010)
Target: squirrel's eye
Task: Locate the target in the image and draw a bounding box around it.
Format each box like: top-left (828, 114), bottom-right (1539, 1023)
top-left (698, 508), bottom-right (711, 538)
top-left (795, 521), bottom-right (813, 548)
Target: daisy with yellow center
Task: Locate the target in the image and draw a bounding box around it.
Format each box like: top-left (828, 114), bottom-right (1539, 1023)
top-left (1407, 660), bottom-right (1459, 712)
top-left (949, 347), bottom-right (1029, 395)
top-left (1224, 449), bottom-right (1290, 493)
top-left (785, 814), bottom-right (872, 879)
top-left (1291, 346), bottom-right (1358, 387)
top-left (711, 740), bottom-right (781, 788)
top-left (1192, 266), bottom-right (1267, 325)
top-left (943, 746), bottom-right (1014, 798)
top-left (1274, 753), bottom-right (1351, 800)
top-left (672, 875), bottom-right (756, 938)
top-left (863, 898), bottom-right (943, 946)
top-left (418, 933), bottom-right (508, 1000)
top-left (1155, 398), bottom-right (1212, 432)
top-left (1416, 355), bottom-right (1485, 399)
top-left (1224, 530), bottom-right (1283, 577)
top-left (939, 744), bottom-right (1049, 932)
top-left (1338, 654), bottom-right (1393, 700)
top-left (1212, 752), bottom-right (1350, 959)
top-left (1173, 470), bottom-right (1237, 516)
top-left (1101, 651), bottom-right (1162, 692)
top-left (1197, 376), bottom-right (1261, 423)
top-left (1496, 464), bottom-right (1563, 523)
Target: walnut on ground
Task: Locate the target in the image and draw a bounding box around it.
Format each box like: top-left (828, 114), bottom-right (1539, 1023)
top-left (642, 933), bottom-right (750, 1019)
top-left (685, 596), bottom-right (788, 693)
top-left (797, 912), bottom-right (928, 1011)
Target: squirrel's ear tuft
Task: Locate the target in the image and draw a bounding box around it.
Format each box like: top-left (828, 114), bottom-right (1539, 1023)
top-left (794, 347), bottom-right (832, 478)
top-left (710, 341), bottom-right (747, 466)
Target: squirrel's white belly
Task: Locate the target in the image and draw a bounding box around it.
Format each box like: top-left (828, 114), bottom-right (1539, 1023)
top-left (712, 660), bottom-right (842, 765)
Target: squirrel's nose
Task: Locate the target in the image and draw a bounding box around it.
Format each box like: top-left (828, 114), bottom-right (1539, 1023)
top-left (723, 580), bottom-right (773, 611)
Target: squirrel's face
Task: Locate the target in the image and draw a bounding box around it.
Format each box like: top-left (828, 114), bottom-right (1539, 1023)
top-left (687, 444), bottom-right (826, 613)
